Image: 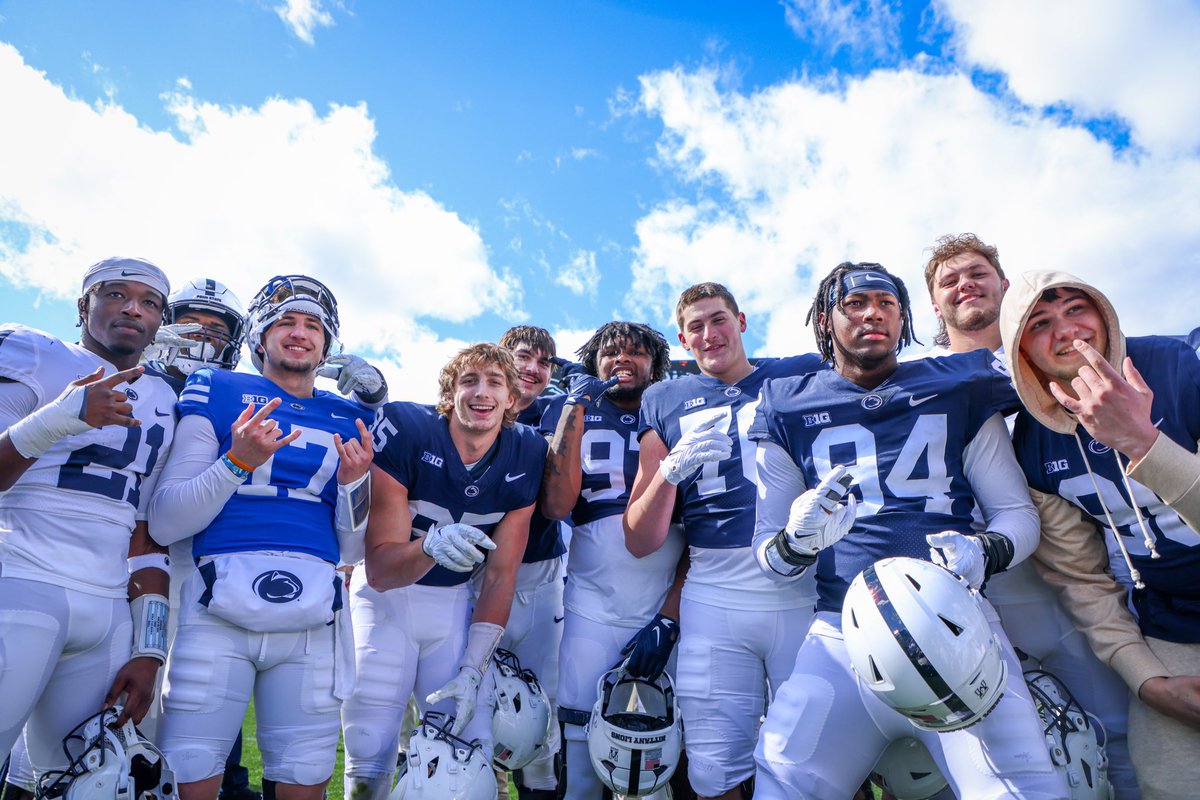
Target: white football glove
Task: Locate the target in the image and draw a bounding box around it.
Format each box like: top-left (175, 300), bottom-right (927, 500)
top-left (660, 417), bottom-right (733, 485)
top-left (318, 354), bottom-right (387, 404)
top-left (927, 531), bottom-right (987, 589)
top-left (784, 465), bottom-right (857, 557)
top-left (426, 665), bottom-right (483, 735)
top-left (420, 523), bottom-right (497, 572)
top-left (153, 322), bottom-right (204, 349)
top-left (143, 323), bottom-right (206, 366)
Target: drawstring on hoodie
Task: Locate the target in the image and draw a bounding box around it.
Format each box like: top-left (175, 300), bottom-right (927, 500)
top-left (1072, 432), bottom-right (1161, 589)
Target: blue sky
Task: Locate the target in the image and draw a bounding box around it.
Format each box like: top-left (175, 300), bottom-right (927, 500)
top-left (2, 0), bottom-right (1198, 400)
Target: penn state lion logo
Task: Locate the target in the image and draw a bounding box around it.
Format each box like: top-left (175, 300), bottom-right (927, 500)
top-left (253, 570), bottom-right (303, 603)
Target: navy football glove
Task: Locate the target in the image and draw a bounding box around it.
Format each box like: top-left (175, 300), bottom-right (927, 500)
top-left (619, 614), bottom-right (679, 681)
top-left (565, 371), bottom-right (619, 408)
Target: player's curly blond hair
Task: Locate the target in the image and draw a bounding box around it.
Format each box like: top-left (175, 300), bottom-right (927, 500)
top-left (436, 343), bottom-right (521, 427)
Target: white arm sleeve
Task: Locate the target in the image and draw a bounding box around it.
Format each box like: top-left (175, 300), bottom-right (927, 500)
top-left (964, 412), bottom-right (1040, 566)
top-left (0, 381), bottom-right (37, 433)
top-left (147, 413), bottom-right (244, 545)
top-left (753, 439), bottom-right (812, 582)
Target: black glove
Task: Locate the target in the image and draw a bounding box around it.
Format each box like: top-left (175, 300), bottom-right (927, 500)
top-left (619, 614), bottom-right (679, 681)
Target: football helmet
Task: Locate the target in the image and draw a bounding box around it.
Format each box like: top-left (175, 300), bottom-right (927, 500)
top-left (165, 278), bottom-right (246, 373)
top-left (1026, 669), bottom-right (1114, 800)
top-left (388, 711), bottom-right (495, 800)
top-left (246, 274), bottom-right (341, 372)
top-left (491, 648), bottom-right (552, 772)
top-left (871, 737), bottom-right (948, 800)
top-left (586, 667), bottom-right (682, 797)
top-left (35, 706), bottom-right (178, 799)
top-left (842, 557), bottom-right (1006, 732)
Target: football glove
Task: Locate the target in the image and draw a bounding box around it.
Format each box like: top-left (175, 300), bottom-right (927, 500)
top-left (781, 465), bottom-right (857, 558)
top-left (549, 356), bottom-right (589, 384)
top-left (619, 614), bottom-right (679, 682)
top-left (420, 523), bottom-right (496, 572)
top-left (564, 371), bottom-right (619, 408)
top-left (426, 665), bottom-right (483, 735)
top-left (659, 417), bottom-right (733, 485)
top-left (143, 322), bottom-right (206, 366)
top-left (318, 354), bottom-right (387, 405)
top-left (927, 531), bottom-right (987, 589)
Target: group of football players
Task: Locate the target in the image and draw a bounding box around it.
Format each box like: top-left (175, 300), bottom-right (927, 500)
top-left (0, 230), bottom-right (1197, 800)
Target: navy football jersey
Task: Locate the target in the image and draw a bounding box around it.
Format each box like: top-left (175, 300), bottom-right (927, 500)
top-left (571, 398), bottom-right (643, 527)
top-left (517, 394), bottom-right (568, 563)
top-left (178, 369), bottom-right (374, 563)
top-left (1014, 336), bottom-right (1200, 642)
top-left (372, 402), bottom-right (548, 587)
top-left (750, 350), bottom-right (1015, 611)
top-left (639, 355), bottom-right (826, 550)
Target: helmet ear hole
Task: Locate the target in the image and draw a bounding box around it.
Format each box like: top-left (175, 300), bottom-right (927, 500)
top-left (939, 615), bottom-right (965, 636)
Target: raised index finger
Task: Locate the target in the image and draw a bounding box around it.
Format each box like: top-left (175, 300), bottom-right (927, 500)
top-left (1073, 339), bottom-right (1121, 381)
top-left (96, 366), bottom-right (144, 389)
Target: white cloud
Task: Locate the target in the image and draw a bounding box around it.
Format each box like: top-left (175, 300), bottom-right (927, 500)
top-left (554, 250), bottom-right (600, 297)
top-left (938, 0), bottom-right (1200, 154)
top-left (781, 0), bottom-right (902, 61)
top-left (570, 147), bottom-right (599, 161)
top-left (274, 0), bottom-right (335, 45)
top-left (0, 42), bottom-right (518, 395)
top-left (632, 64), bottom-right (1200, 356)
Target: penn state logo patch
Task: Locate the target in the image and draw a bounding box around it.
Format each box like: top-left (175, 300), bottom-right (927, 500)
top-left (1087, 440), bottom-right (1111, 455)
top-left (621, 414), bottom-right (636, 425)
top-left (253, 570), bottom-right (303, 603)
top-left (125, 388), bottom-right (139, 401)
top-left (724, 386), bottom-right (742, 398)
top-left (861, 394), bottom-right (884, 410)
top-left (465, 485), bottom-right (480, 498)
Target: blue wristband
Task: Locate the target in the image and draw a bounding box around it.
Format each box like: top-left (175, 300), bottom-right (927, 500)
top-left (221, 452), bottom-right (251, 479)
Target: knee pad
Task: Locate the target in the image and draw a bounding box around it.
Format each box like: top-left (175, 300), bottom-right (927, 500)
top-left (342, 721), bottom-right (400, 777)
top-left (259, 726), bottom-right (337, 786)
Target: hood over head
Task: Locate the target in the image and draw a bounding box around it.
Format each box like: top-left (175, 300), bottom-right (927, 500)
top-left (999, 270), bottom-right (1125, 435)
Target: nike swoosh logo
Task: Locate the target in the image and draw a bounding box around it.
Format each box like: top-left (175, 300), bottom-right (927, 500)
top-left (154, 409), bottom-right (171, 417)
top-left (553, 615), bottom-right (564, 624)
top-left (1153, 418), bottom-right (1164, 428)
top-left (505, 472), bottom-right (526, 482)
top-left (331, 413), bottom-right (350, 420)
top-left (909, 394), bottom-right (937, 406)
top-left (121, 270), bottom-right (138, 277)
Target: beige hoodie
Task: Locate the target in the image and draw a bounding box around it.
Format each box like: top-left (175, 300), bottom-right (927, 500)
top-left (999, 269), bottom-right (1200, 692)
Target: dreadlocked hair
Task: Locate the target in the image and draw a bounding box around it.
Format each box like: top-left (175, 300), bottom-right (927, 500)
top-left (575, 322), bottom-right (671, 384)
top-left (806, 261), bottom-right (916, 364)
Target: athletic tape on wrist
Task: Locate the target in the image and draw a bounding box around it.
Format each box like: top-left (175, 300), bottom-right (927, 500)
top-left (8, 384), bottom-right (92, 458)
top-left (461, 621), bottom-right (504, 675)
top-left (129, 593), bottom-right (169, 663)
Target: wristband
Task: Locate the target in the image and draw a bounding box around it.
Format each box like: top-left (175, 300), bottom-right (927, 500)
top-left (129, 593), bottom-right (169, 663)
top-left (221, 452), bottom-right (252, 479)
top-left (127, 553), bottom-right (171, 575)
top-left (975, 531), bottom-right (1016, 580)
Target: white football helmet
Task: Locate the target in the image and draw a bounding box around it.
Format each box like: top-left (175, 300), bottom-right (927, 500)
top-left (842, 557), bottom-right (1007, 732)
top-left (245, 274), bottom-right (342, 372)
top-left (586, 667), bottom-right (682, 797)
top-left (35, 706), bottom-right (178, 800)
top-left (388, 711), bottom-right (495, 800)
top-left (491, 648), bottom-right (552, 772)
top-left (1026, 670), bottom-right (1114, 800)
top-left (871, 737), bottom-right (948, 800)
top-left (166, 278), bottom-right (246, 373)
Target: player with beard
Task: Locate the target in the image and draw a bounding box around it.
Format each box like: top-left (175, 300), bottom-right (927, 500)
top-left (494, 326), bottom-right (567, 798)
top-left (0, 258), bottom-right (177, 792)
top-left (748, 261), bottom-right (1065, 798)
top-left (914, 235), bottom-right (1137, 797)
top-left (541, 322), bottom-right (688, 800)
top-left (625, 283), bottom-right (825, 800)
